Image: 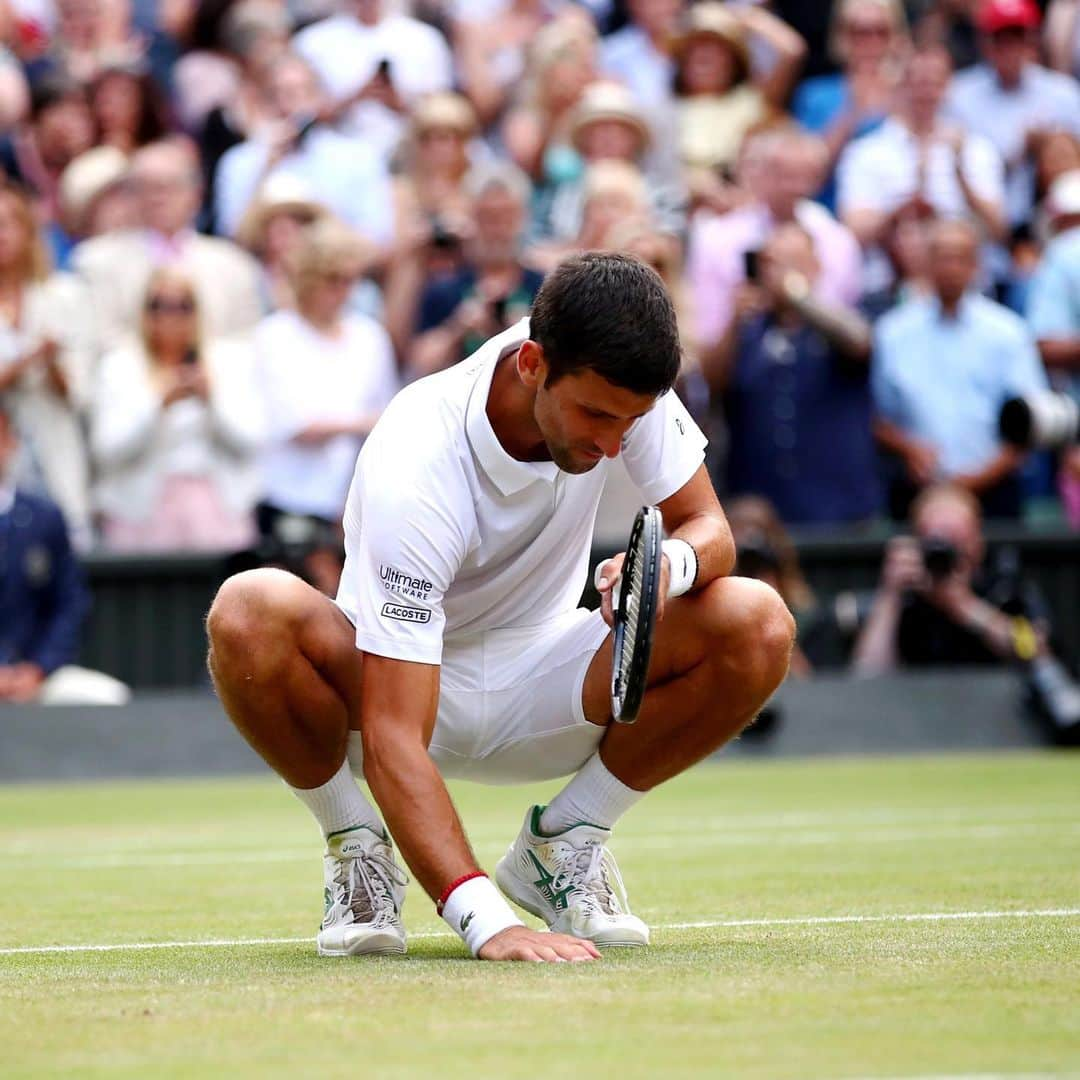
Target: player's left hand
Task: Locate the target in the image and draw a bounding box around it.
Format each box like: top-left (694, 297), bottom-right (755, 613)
top-left (594, 553), bottom-right (669, 628)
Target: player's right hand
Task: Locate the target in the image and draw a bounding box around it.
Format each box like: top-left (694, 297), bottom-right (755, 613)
top-left (477, 925), bottom-right (600, 963)
top-left (594, 553), bottom-right (625, 628)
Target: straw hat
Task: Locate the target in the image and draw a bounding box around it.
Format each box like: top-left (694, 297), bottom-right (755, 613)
top-left (671, 3), bottom-right (751, 82)
top-left (59, 146), bottom-right (129, 231)
top-left (569, 81), bottom-right (652, 155)
top-left (235, 174), bottom-right (329, 253)
top-left (410, 92), bottom-right (478, 139)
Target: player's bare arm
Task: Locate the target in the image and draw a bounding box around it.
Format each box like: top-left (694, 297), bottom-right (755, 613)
top-left (359, 653), bottom-right (599, 963)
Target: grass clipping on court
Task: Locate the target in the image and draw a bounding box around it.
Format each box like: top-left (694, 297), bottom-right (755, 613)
top-left (1, 753), bottom-right (1078, 1077)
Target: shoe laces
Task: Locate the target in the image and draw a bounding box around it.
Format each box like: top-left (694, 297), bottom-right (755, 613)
top-left (332, 845), bottom-right (408, 928)
top-left (549, 840), bottom-right (629, 917)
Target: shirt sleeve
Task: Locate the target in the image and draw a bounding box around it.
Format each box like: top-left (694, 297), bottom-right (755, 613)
top-left (338, 428), bottom-right (472, 665)
top-left (619, 390), bottom-right (708, 505)
top-left (1002, 319), bottom-right (1049, 398)
top-left (1026, 255), bottom-right (1077, 338)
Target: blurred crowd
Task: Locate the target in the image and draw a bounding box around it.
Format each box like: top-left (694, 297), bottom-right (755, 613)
top-left (1, 0), bottom-right (1079, 565)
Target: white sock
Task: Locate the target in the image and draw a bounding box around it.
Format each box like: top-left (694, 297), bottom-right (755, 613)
top-left (539, 752), bottom-right (644, 834)
top-left (290, 757), bottom-right (383, 838)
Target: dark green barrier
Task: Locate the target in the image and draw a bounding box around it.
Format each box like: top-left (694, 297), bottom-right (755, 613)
top-left (80, 526), bottom-right (1080, 688)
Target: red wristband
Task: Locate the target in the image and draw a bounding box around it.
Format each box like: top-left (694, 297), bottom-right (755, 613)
top-left (436, 870), bottom-right (487, 915)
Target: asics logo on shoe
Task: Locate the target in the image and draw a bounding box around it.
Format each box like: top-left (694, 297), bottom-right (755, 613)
top-left (340, 840), bottom-right (367, 856)
top-left (460, 911), bottom-right (475, 933)
top-left (527, 851), bottom-right (575, 912)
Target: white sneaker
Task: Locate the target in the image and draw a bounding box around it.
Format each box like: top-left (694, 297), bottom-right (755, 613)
top-left (495, 806), bottom-right (649, 947)
top-left (316, 825), bottom-right (408, 957)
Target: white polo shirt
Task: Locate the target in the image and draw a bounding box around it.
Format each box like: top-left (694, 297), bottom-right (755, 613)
top-left (336, 319), bottom-right (707, 665)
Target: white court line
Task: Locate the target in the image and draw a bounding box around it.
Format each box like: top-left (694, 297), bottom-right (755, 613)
top-left (1, 907), bottom-right (1077, 957)
top-left (2, 823), bottom-right (1077, 870)
top-left (3, 805), bottom-right (1077, 858)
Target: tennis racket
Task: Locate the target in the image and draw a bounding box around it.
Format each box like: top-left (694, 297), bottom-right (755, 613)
top-left (610, 505), bottom-right (663, 725)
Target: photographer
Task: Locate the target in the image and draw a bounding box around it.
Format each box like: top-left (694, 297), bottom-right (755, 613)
top-left (852, 483), bottom-right (1080, 740)
top-left (704, 221), bottom-right (881, 526)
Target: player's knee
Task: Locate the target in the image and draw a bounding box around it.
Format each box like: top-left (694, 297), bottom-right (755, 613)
top-left (702, 577), bottom-right (794, 682)
top-left (206, 568), bottom-right (306, 665)
top-left (736, 579), bottom-right (795, 683)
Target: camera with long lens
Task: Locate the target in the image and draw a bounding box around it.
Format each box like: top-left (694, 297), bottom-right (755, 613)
top-left (999, 392), bottom-right (1079, 449)
top-left (920, 535), bottom-right (958, 581)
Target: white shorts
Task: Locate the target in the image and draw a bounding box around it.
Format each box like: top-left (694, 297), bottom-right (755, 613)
top-left (349, 607), bottom-right (611, 785)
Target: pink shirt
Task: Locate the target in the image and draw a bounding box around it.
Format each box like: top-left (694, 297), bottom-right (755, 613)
top-left (687, 201), bottom-right (863, 348)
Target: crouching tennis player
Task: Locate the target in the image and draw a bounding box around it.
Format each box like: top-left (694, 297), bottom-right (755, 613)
top-left (207, 253), bottom-right (794, 963)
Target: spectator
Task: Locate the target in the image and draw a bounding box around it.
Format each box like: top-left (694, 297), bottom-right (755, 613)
top-left (727, 493), bottom-right (817, 677)
top-left (71, 138), bottom-right (263, 348)
top-left (0, 404), bottom-right (129, 705)
top-left (172, 0), bottom-right (291, 135)
top-left (912, 0), bottom-right (981, 71)
top-left (410, 162), bottom-right (542, 376)
top-left (256, 217), bottom-right (398, 530)
top-left (600, 0), bottom-right (683, 117)
top-left (851, 482), bottom-right (1080, 739)
top-left (529, 159), bottom-right (651, 274)
top-left (89, 266), bottom-right (263, 552)
top-left (392, 92), bottom-right (477, 252)
top-left (501, 10), bottom-right (598, 182)
top-left (689, 128), bottom-right (863, 361)
top-left (36, 0), bottom-right (145, 86)
top-left (873, 218), bottom-right (1048, 519)
top-left (793, 0), bottom-right (908, 208)
top-left (547, 80), bottom-right (683, 240)
top-left (236, 174), bottom-right (331, 313)
top-left (673, 3), bottom-right (806, 185)
top-left (57, 144), bottom-right (135, 243)
top-left (293, 0), bottom-right (455, 166)
top-left (88, 61), bottom-right (171, 156)
top-left (705, 222), bottom-right (881, 527)
top-left (837, 44), bottom-right (1007, 275)
top-left (1045, 0), bottom-right (1080, 77)
top-left (1025, 169), bottom-right (1080, 527)
top-left (859, 200), bottom-right (937, 319)
top-left (214, 51), bottom-right (393, 250)
top-left (0, 76), bottom-right (95, 225)
top-left (0, 3), bottom-right (29, 132)
top-left (454, 0), bottom-right (551, 129)
top-left (945, 0), bottom-right (1080, 232)
top-left (0, 178), bottom-right (94, 544)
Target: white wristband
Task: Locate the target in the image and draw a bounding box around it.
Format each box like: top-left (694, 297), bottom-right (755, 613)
top-left (662, 538), bottom-right (698, 597)
top-left (440, 875), bottom-right (523, 957)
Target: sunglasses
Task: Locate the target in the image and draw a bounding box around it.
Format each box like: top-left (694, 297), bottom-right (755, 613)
top-left (844, 21), bottom-right (892, 37)
top-left (146, 297), bottom-right (196, 314)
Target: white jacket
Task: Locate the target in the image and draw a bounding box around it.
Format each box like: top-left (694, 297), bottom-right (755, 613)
top-left (89, 337), bottom-right (265, 522)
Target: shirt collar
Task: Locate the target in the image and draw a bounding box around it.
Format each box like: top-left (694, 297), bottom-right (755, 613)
top-left (929, 292), bottom-right (974, 323)
top-left (465, 317), bottom-right (560, 496)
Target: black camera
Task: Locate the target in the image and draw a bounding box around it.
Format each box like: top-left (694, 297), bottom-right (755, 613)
top-left (734, 535), bottom-right (781, 581)
top-left (430, 217), bottom-right (460, 251)
top-left (920, 536), bottom-right (958, 580)
top-left (999, 392), bottom-right (1079, 449)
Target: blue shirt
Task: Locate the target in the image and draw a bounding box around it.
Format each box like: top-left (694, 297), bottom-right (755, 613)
top-left (726, 316), bottom-right (882, 525)
top-left (1026, 226), bottom-right (1080, 402)
top-left (872, 294), bottom-right (1048, 475)
top-left (0, 490), bottom-right (89, 674)
top-left (792, 73), bottom-right (886, 211)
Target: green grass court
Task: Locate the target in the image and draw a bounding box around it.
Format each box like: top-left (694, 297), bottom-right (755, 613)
top-left (1, 753), bottom-right (1078, 1078)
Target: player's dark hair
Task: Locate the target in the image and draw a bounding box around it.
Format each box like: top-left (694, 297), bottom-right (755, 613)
top-left (529, 252), bottom-right (681, 396)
